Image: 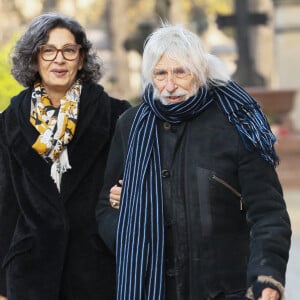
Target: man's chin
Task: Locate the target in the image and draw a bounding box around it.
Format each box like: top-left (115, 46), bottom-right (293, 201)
top-left (161, 96), bottom-right (187, 105)
top-left (168, 97), bottom-right (185, 104)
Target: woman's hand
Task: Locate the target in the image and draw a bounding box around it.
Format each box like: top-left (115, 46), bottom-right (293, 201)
top-left (109, 180), bottom-right (123, 209)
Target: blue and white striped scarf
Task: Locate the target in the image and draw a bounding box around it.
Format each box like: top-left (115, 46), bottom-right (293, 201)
top-left (116, 80), bottom-right (278, 300)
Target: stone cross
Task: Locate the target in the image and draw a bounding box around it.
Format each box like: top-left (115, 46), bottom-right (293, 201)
top-left (216, 0), bottom-right (268, 86)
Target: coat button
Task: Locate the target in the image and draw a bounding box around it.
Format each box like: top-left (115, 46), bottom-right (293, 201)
top-left (161, 169), bottom-right (170, 178)
top-left (163, 122), bottom-right (171, 130)
top-left (165, 217), bottom-right (174, 226)
top-left (166, 268), bottom-right (176, 277)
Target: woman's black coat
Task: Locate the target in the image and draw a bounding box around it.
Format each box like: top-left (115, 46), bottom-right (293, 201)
top-left (0, 82), bottom-right (130, 300)
top-left (96, 101), bottom-right (291, 300)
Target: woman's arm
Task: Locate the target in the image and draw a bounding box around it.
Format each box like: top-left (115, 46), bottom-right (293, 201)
top-left (0, 114), bottom-right (19, 297)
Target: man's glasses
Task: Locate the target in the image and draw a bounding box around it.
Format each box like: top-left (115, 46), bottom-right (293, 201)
top-left (39, 44), bottom-right (82, 61)
top-left (153, 67), bottom-right (191, 81)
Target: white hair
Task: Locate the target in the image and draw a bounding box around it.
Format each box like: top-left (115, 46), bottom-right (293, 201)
top-left (141, 24), bottom-right (230, 89)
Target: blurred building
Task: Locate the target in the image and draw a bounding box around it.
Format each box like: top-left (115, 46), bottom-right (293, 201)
top-left (273, 0), bottom-right (300, 130)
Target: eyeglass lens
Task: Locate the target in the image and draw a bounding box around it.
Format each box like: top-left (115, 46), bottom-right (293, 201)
top-left (39, 44), bottom-right (81, 61)
top-left (153, 67), bottom-right (190, 81)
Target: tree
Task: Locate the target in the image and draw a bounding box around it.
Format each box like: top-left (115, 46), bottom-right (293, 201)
top-left (0, 38), bottom-right (23, 112)
top-left (43, 0), bottom-right (58, 12)
top-left (106, 0), bottom-right (131, 99)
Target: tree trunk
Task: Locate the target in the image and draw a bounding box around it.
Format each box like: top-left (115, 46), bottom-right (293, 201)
top-left (107, 0), bottom-right (131, 99)
top-left (155, 0), bottom-right (171, 22)
top-left (43, 0), bottom-right (58, 12)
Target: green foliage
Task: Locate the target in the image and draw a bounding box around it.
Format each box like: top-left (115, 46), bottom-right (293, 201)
top-left (194, 0), bottom-right (233, 15)
top-left (0, 38), bottom-right (23, 112)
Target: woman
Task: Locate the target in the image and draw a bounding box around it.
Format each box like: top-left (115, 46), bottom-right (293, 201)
top-left (0, 13), bottom-right (130, 300)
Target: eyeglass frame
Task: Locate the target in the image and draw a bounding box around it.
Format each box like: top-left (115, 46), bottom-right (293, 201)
top-left (38, 44), bottom-right (82, 61)
top-left (152, 67), bottom-right (192, 82)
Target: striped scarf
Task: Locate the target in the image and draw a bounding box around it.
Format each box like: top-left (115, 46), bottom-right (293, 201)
top-left (116, 80), bottom-right (278, 300)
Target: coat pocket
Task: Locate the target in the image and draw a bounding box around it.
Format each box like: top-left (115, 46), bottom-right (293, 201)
top-left (195, 167), bottom-right (245, 237)
top-left (211, 174), bottom-right (243, 210)
top-left (2, 236), bottom-right (34, 268)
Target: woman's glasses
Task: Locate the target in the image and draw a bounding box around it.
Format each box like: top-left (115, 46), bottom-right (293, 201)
top-left (39, 44), bottom-right (82, 61)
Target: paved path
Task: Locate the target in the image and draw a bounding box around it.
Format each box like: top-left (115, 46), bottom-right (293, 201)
top-left (275, 134), bottom-right (300, 298)
top-left (283, 189), bottom-right (300, 299)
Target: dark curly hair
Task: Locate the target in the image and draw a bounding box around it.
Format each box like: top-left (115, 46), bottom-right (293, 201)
top-left (11, 12), bottom-right (103, 87)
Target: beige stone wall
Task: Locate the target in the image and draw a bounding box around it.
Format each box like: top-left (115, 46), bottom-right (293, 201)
top-left (274, 4), bottom-right (300, 130)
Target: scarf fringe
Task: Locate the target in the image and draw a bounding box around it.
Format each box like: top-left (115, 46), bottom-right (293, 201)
top-left (50, 149), bottom-right (71, 191)
top-left (229, 104), bottom-right (279, 166)
top-left (213, 81), bottom-right (279, 166)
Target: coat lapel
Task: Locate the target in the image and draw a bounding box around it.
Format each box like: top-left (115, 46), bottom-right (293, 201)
top-left (9, 89), bottom-right (60, 203)
top-left (59, 83), bottom-right (112, 202)
top-left (12, 133), bottom-right (60, 198)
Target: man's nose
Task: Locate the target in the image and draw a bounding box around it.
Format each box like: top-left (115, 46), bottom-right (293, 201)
top-left (165, 76), bottom-right (177, 92)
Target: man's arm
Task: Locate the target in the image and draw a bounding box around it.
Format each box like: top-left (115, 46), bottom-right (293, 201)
top-left (95, 120), bottom-right (126, 254)
top-left (238, 146), bottom-right (291, 299)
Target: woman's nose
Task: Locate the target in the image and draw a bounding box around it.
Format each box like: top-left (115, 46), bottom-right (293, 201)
top-left (54, 50), bottom-right (65, 62)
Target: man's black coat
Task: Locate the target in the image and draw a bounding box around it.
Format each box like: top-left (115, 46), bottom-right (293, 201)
top-left (96, 101), bottom-right (291, 300)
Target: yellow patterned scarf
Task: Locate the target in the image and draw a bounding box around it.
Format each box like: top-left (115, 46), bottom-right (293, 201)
top-left (30, 80), bottom-right (82, 191)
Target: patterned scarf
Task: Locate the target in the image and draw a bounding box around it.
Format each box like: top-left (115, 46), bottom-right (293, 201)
top-left (116, 81), bottom-right (278, 300)
top-left (30, 80), bottom-right (82, 191)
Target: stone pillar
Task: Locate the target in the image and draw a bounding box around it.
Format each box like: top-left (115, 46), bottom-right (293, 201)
top-left (169, 1), bottom-right (188, 24)
top-left (273, 0), bottom-right (300, 130)
top-left (249, 0), bottom-right (277, 87)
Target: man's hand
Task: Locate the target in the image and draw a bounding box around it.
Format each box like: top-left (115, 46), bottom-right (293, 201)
top-left (258, 287), bottom-right (280, 300)
top-left (109, 180), bottom-right (123, 209)
top-left (0, 295), bottom-right (7, 300)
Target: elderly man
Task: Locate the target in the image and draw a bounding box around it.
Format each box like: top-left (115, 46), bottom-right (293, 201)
top-left (96, 24), bottom-right (291, 300)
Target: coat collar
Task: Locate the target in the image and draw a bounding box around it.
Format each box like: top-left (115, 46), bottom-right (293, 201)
top-left (9, 83), bottom-right (111, 203)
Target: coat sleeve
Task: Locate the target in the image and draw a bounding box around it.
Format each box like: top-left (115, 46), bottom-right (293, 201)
top-left (237, 143), bottom-right (291, 292)
top-left (108, 97), bottom-right (131, 137)
top-left (95, 118), bottom-right (126, 254)
top-left (0, 113), bottom-right (19, 296)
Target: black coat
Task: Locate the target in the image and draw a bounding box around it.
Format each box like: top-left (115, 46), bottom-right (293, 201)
top-left (0, 82), bottom-right (130, 300)
top-left (96, 101), bottom-right (291, 300)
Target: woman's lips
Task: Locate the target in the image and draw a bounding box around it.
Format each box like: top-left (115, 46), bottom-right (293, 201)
top-left (51, 69), bottom-right (67, 76)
